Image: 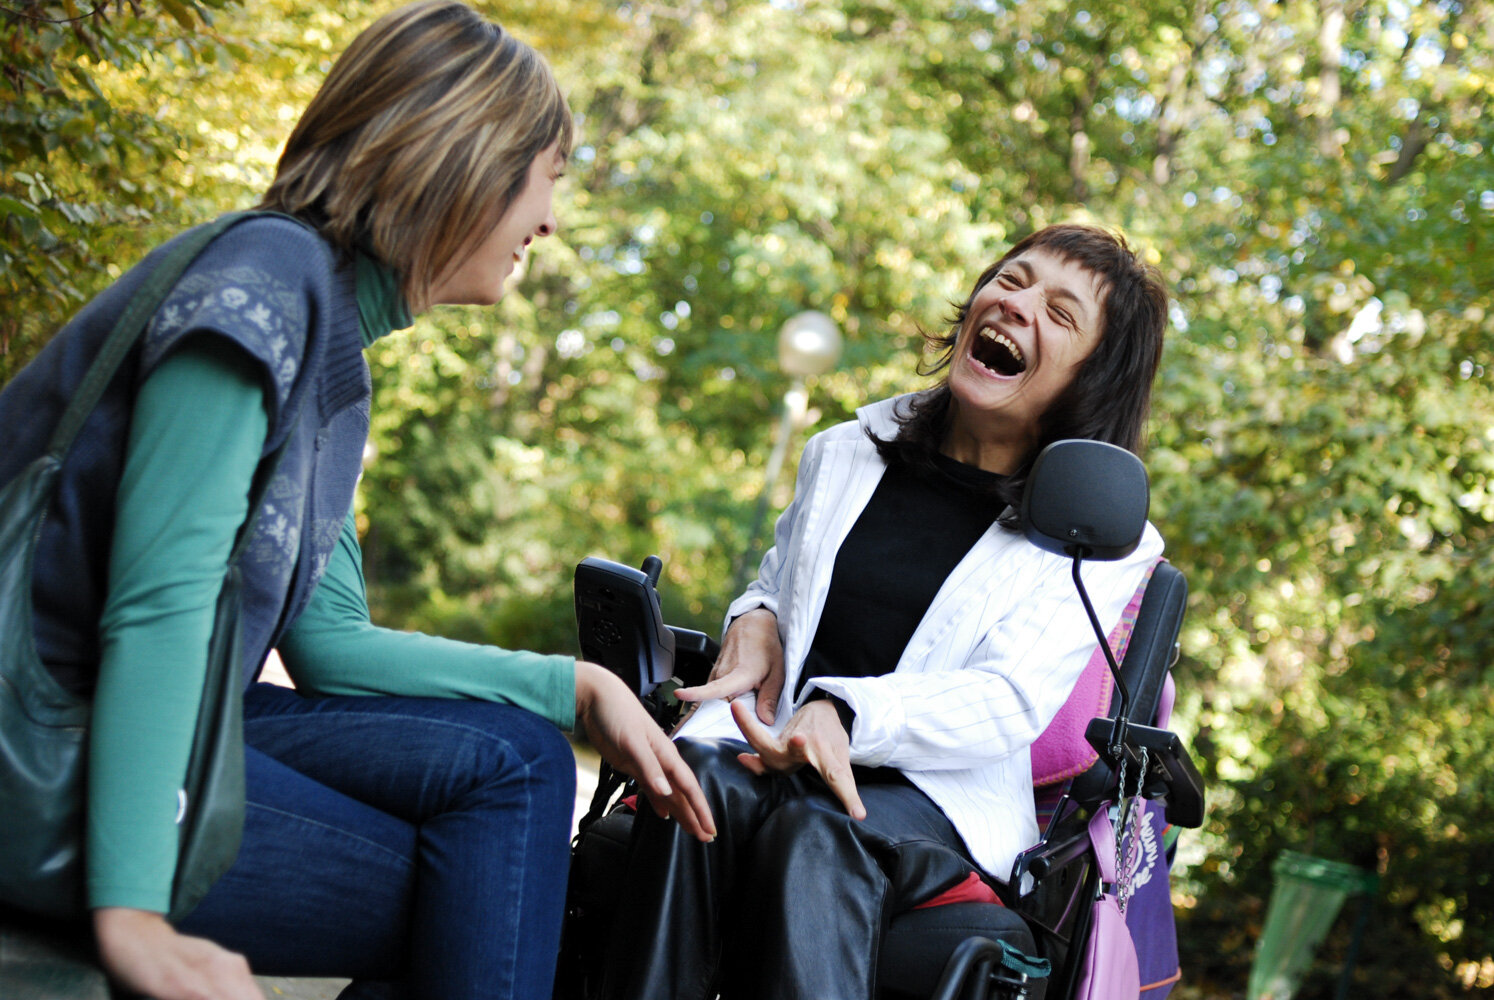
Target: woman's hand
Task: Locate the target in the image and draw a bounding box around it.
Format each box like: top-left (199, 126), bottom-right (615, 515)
top-left (730, 698), bottom-right (867, 821)
top-left (93, 907), bottom-right (264, 1000)
top-left (674, 607), bottom-right (785, 724)
top-left (574, 661), bottom-right (717, 842)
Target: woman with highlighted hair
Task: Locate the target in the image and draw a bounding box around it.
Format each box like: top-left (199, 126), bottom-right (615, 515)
top-left (0, 4), bottom-right (712, 998)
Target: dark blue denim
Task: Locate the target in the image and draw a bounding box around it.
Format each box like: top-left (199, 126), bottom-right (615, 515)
top-left (177, 683), bottom-right (576, 1000)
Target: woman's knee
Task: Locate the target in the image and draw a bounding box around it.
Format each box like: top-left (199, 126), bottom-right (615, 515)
top-left (673, 737), bottom-right (746, 779)
top-left (672, 738), bottom-right (760, 800)
top-left (753, 793), bottom-right (860, 860)
top-left (364, 699), bottom-right (576, 819)
top-left (476, 705), bottom-right (576, 803)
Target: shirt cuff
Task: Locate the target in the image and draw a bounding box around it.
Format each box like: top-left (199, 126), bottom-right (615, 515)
top-left (804, 687), bottom-right (857, 736)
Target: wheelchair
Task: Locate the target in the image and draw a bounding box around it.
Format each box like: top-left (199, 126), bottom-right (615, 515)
top-left (555, 440), bottom-right (1205, 1000)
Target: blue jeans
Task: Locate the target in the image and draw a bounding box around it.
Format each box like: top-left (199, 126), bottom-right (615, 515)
top-left (176, 683), bottom-right (576, 1000)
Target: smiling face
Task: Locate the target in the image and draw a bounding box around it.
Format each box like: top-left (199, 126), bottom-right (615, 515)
top-left (428, 142), bottom-right (564, 307)
top-left (944, 248), bottom-right (1107, 470)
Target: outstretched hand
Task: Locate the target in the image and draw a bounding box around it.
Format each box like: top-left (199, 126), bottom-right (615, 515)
top-left (94, 908), bottom-right (265, 1000)
top-left (674, 607), bottom-right (784, 724)
top-left (731, 698), bottom-right (866, 821)
top-left (575, 661), bottom-right (717, 842)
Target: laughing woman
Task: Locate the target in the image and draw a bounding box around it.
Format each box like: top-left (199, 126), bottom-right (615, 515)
top-left (0, 4), bottom-right (712, 999)
top-left (601, 224), bottom-right (1168, 1000)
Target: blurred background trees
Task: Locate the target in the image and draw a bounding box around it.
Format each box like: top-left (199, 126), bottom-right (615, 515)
top-left (3, 0), bottom-right (1491, 995)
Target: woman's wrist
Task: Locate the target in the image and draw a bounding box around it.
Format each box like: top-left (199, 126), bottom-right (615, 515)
top-left (94, 905), bottom-right (168, 933)
top-left (93, 904), bottom-right (264, 1000)
top-left (573, 660), bottom-right (618, 723)
top-left (93, 908), bottom-right (172, 974)
top-left (728, 606), bottom-right (778, 634)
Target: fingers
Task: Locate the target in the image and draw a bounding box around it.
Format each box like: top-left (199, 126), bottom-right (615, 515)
top-left (621, 738), bottom-right (716, 843)
top-left (620, 726), bottom-right (679, 803)
top-left (730, 699), bottom-right (777, 758)
top-left (730, 700), bottom-right (803, 774)
top-left (756, 659), bottom-right (785, 723)
top-left (93, 908), bottom-right (265, 1000)
top-left (649, 729), bottom-right (717, 841)
top-left (674, 673), bottom-right (755, 704)
top-left (804, 743), bottom-right (867, 821)
top-left (732, 702), bottom-right (865, 820)
top-left (577, 663), bottom-right (720, 841)
top-left (736, 751), bottom-right (768, 775)
top-left (648, 787), bottom-right (715, 842)
top-left (606, 706), bottom-right (716, 842)
top-left (679, 609), bottom-right (781, 711)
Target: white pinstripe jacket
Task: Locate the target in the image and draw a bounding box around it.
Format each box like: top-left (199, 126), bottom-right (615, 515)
top-left (676, 392), bottom-right (1165, 879)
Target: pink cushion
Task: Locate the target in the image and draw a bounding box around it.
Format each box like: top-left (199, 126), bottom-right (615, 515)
top-left (1030, 560), bottom-right (1159, 787)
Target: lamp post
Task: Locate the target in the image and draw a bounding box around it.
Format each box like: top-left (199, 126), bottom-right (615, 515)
top-left (731, 310), bottom-right (842, 595)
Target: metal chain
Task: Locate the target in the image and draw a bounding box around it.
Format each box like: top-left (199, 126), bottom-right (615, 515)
top-left (1114, 745), bottom-right (1150, 913)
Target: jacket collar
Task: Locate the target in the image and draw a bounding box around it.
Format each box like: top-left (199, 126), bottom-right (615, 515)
top-left (855, 389), bottom-right (934, 439)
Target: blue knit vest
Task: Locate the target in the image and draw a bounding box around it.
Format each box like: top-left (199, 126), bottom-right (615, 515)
top-left (0, 216), bottom-right (369, 695)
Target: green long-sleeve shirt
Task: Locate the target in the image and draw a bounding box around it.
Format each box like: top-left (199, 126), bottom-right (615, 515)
top-left (88, 266), bottom-right (576, 913)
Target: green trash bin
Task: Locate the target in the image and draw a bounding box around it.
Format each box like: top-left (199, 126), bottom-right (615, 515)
top-left (1248, 851), bottom-right (1379, 1000)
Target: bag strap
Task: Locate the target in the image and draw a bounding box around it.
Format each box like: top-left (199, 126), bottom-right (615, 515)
top-left (1090, 796), bottom-right (1149, 911)
top-left (45, 210), bottom-right (304, 459)
top-left (1088, 807), bottom-right (1121, 884)
top-left (1156, 673), bottom-right (1176, 730)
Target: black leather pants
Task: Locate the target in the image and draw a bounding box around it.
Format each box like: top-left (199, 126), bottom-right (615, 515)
top-left (599, 739), bottom-right (980, 1000)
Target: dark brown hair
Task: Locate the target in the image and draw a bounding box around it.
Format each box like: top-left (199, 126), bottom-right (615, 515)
top-left (872, 224), bottom-right (1168, 513)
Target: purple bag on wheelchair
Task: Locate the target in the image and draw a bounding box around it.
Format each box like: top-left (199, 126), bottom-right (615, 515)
top-left (1123, 804), bottom-right (1180, 996)
top-left (1078, 894), bottom-right (1139, 1000)
top-left (1124, 675), bottom-right (1182, 996)
top-left (1076, 809), bottom-right (1141, 1000)
top-left (1078, 802), bottom-right (1181, 1000)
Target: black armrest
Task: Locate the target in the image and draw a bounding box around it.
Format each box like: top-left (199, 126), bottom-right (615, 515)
top-left (1010, 823), bottom-right (1093, 884)
top-left (667, 626), bottom-right (719, 688)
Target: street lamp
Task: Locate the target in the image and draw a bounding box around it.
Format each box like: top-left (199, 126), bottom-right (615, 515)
top-left (778, 310), bottom-right (842, 379)
top-left (731, 310), bottom-right (842, 595)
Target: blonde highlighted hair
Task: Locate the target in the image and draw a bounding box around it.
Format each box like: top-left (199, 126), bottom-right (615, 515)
top-left (259, 0), bottom-right (573, 312)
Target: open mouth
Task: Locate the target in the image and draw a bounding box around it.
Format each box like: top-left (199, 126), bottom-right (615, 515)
top-left (971, 328), bottom-right (1027, 377)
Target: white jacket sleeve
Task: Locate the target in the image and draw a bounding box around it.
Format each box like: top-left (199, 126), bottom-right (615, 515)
top-left (804, 525), bottom-right (1163, 772)
top-left (722, 431), bottom-right (826, 629)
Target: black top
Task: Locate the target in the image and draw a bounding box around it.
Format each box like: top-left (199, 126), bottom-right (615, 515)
top-left (795, 452), bottom-right (1007, 708)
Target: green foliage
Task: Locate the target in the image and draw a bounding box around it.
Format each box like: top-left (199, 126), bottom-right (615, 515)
top-left (4, 0), bottom-right (1493, 994)
top-left (0, 0), bottom-right (248, 381)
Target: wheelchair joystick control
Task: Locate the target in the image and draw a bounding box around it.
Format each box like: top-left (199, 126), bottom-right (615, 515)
top-left (641, 555), bottom-right (663, 587)
top-left (574, 554), bottom-right (676, 700)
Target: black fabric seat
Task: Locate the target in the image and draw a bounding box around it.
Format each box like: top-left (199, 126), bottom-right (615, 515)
top-left (879, 903), bottom-right (1042, 1000)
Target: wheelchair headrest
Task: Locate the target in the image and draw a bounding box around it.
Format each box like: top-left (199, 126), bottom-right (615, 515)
top-left (1021, 440), bottom-right (1149, 562)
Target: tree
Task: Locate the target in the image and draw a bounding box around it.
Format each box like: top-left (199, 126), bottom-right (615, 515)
top-left (0, 0), bottom-right (246, 381)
